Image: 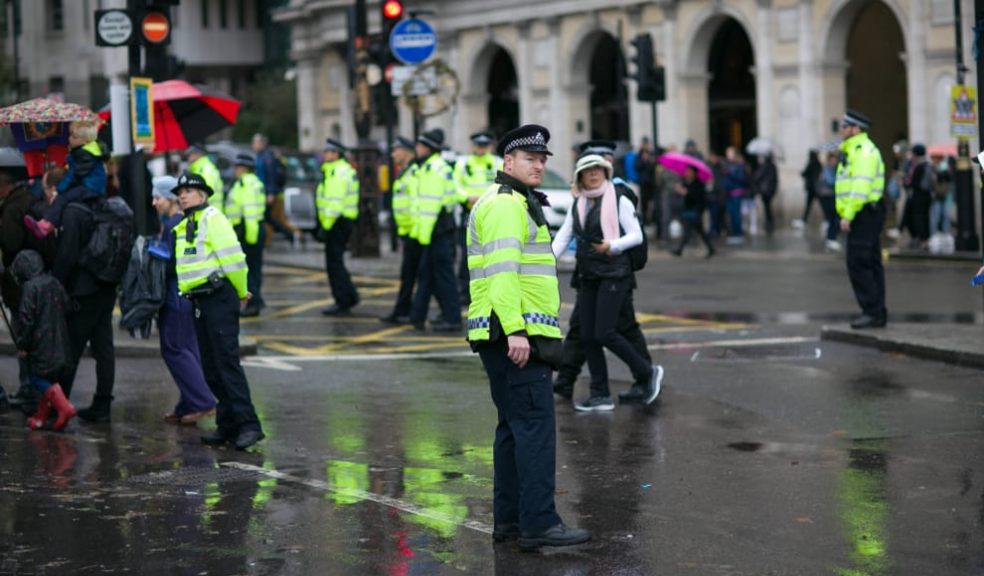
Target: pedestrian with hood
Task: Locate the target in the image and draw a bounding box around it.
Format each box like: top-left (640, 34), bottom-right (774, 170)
top-left (723, 146), bottom-right (749, 244)
top-left (793, 150), bottom-right (822, 230)
top-left (410, 128), bottom-right (461, 332)
top-left (671, 165), bottom-right (715, 257)
top-left (381, 137), bottom-right (421, 325)
top-left (14, 250), bottom-right (75, 431)
top-left (753, 153), bottom-right (779, 236)
top-left (316, 139), bottom-right (361, 316)
top-left (466, 124), bottom-right (590, 550)
top-left (552, 154), bottom-right (662, 411)
top-left (150, 176), bottom-right (215, 425)
top-left (172, 172), bottom-right (264, 450)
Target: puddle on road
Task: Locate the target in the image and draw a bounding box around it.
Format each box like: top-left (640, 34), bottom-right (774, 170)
top-left (654, 311), bottom-right (980, 326)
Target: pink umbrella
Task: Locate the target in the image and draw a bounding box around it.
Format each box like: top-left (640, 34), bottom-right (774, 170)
top-left (658, 151), bottom-right (713, 183)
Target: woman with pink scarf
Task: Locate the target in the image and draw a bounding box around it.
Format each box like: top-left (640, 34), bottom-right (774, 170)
top-left (551, 155), bottom-right (662, 411)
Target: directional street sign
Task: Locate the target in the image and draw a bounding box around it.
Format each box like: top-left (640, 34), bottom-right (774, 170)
top-left (95, 9), bottom-right (134, 47)
top-left (389, 18), bottom-right (437, 65)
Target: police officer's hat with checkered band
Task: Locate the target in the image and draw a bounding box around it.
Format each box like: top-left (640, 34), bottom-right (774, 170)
top-left (496, 124), bottom-right (553, 157)
top-left (172, 172), bottom-right (214, 197)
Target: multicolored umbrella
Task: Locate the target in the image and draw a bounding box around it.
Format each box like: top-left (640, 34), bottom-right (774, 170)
top-left (0, 97), bottom-right (101, 125)
top-left (98, 80), bottom-right (241, 153)
top-left (658, 151), bottom-right (713, 183)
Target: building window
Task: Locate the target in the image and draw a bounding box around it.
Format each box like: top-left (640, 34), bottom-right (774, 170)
top-left (238, 0), bottom-right (246, 28)
top-left (48, 0), bottom-right (64, 32)
top-left (202, 0), bottom-right (210, 28)
top-left (219, 0), bottom-right (228, 29)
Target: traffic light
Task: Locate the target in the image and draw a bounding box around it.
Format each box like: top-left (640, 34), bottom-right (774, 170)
top-left (381, 0), bottom-right (404, 21)
top-left (630, 33), bottom-right (665, 103)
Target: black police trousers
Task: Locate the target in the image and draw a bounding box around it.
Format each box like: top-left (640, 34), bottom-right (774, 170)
top-left (478, 341), bottom-right (562, 533)
top-left (847, 202), bottom-right (887, 320)
top-left (193, 281), bottom-right (262, 436)
top-left (62, 288), bottom-right (117, 400)
top-left (555, 288), bottom-right (651, 389)
top-left (410, 230), bottom-right (461, 325)
top-left (324, 218), bottom-right (359, 309)
top-left (243, 227), bottom-right (265, 308)
top-left (391, 236), bottom-right (422, 318)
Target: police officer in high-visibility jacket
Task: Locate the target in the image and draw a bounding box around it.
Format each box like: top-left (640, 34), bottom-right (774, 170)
top-left (316, 139), bottom-right (361, 316)
top-left (467, 124), bottom-right (590, 551)
top-left (453, 132), bottom-right (502, 303)
top-left (171, 173), bottom-right (264, 451)
top-left (225, 153), bottom-right (267, 317)
top-left (836, 110), bottom-right (887, 329)
top-left (186, 145), bottom-right (225, 213)
top-left (381, 136), bottom-right (420, 324)
top-left (409, 129), bottom-right (461, 331)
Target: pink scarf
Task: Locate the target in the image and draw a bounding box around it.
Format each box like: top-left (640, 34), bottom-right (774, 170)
top-left (574, 181), bottom-right (619, 241)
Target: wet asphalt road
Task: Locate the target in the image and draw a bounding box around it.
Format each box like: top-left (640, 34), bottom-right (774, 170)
top-left (1, 236), bottom-right (983, 575)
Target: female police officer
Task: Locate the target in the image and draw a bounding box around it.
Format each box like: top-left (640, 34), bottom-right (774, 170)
top-left (172, 173), bottom-right (264, 450)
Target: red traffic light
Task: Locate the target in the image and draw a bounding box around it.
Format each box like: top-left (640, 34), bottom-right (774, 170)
top-left (382, 0), bottom-right (403, 20)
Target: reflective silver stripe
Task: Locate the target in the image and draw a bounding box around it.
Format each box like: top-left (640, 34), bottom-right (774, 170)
top-left (178, 266), bottom-right (221, 283)
top-left (181, 245), bottom-right (242, 265)
top-left (470, 262), bottom-right (557, 280)
top-left (469, 237), bottom-right (522, 255)
top-left (524, 243), bottom-right (552, 254)
top-left (852, 176), bottom-right (874, 183)
top-left (221, 260), bottom-right (247, 274)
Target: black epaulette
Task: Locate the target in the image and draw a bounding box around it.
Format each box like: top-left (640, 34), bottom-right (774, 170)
top-left (498, 185), bottom-right (512, 195)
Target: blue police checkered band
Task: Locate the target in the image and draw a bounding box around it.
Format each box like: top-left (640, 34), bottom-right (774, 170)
top-left (504, 132), bottom-right (547, 155)
top-left (467, 317), bottom-right (491, 330)
top-left (522, 313), bottom-right (559, 328)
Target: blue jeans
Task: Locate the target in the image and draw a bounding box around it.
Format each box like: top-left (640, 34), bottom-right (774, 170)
top-left (727, 195), bottom-right (744, 237)
top-left (30, 375), bottom-right (52, 393)
top-left (930, 199), bottom-right (950, 234)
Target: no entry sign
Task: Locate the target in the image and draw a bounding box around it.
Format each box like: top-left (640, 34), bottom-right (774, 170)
top-left (141, 11), bottom-right (171, 45)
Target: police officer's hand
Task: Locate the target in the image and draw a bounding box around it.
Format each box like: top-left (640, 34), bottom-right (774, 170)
top-left (840, 218), bottom-right (851, 233)
top-left (241, 292), bottom-right (253, 310)
top-left (467, 195), bottom-right (480, 208)
top-left (507, 334), bottom-right (530, 368)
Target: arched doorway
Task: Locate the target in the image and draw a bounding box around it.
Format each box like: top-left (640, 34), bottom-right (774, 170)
top-left (844, 1), bottom-right (907, 163)
top-left (588, 34), bottom-right (629, 142)
top-left (707, 18), bottom-right (756, 156)
top-left (487, 48), bottom-right (519, 138)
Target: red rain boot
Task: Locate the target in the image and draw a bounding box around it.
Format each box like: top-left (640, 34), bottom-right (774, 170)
top-left (25, 394), bottom-right (51, 430)
top-left (46, 384), bottom-right (77, 432)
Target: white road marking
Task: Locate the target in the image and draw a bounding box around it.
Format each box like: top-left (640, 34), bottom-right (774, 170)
top-left (221, 461), bottom-right (493, 535)
top-left (690, 351), bottom-right (700, 363)
top-left (241, 357), bottom-right (303, 371)
top-left (648, 336), bottom-right (818, 351)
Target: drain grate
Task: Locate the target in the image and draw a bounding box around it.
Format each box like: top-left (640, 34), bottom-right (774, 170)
top-left (127, 466), bottom-right (263, 488)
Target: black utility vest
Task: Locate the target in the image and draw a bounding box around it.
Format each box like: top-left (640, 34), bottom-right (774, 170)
top-left (572, 197), bottom-right (631, 280)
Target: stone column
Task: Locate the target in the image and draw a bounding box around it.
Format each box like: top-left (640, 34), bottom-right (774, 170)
top-left (754, 0), bottom-right (775, 140)
top-left (798, 0), bottom-right (820, 150)
top-left (295, 54), bottom-right (321, 152)
top-left (517, 21), bottom-right (534, 125)
top-left (546, 17), bottom-right (574, 175)
top-left (907, 0), bottom-right (928, 142)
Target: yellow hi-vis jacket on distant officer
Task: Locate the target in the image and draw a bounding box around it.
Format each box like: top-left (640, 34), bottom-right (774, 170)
top-left (413, 152), bottom-right (457, 245)
top-left (225, 171), bottom-right (266, 245)
top-left (316, 157), bottom-right (359, 231)
top-left (174, 186), bottom-right (249, 299)
top-left (188, 153), bottom-right (225, 213)
top-left (466, 184), bottom-right (561, 341)
top-left (835, 131), bottom-right (885, 221)
top-left (454, 153), bottom-right (502, 205)
top-left (392, 161), bottom-right (418, 238)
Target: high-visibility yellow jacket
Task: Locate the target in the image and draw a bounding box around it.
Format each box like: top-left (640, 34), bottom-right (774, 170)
top-left (316, 158), bottom-right (359, 231)
top-left (188, 155), bottom-right (225, 213)
top-left (413, 153), bottom-right (457, 245)
top-left (225, 172), bottom-right (266, 245)
top-left (174, 205), bottom-right (248, 298)
top-left (392, 162), bottom-right (418, 238)
top-left (466, 185), bottom-right (561, 341)
top-left (835, 132), bottom-right (885, 221)
top-left (454, 153), bottom-right (501, 205)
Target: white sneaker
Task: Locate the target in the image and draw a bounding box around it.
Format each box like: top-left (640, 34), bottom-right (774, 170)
top-left (886, 228), bottom-right (900, 240)
top-left (791, 219), bottom-right (805, 230)
top-left (825, 240), bottom-right (843, 252)
top-left (644, 365), bottom-right (664, 405)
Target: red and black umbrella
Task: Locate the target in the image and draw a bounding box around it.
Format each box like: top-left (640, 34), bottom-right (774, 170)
top-left (98, 80), bottom-right (241, 152)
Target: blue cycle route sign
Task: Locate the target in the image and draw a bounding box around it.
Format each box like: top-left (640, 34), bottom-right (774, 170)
top-left (389, 18), bottom-right (437, 65)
